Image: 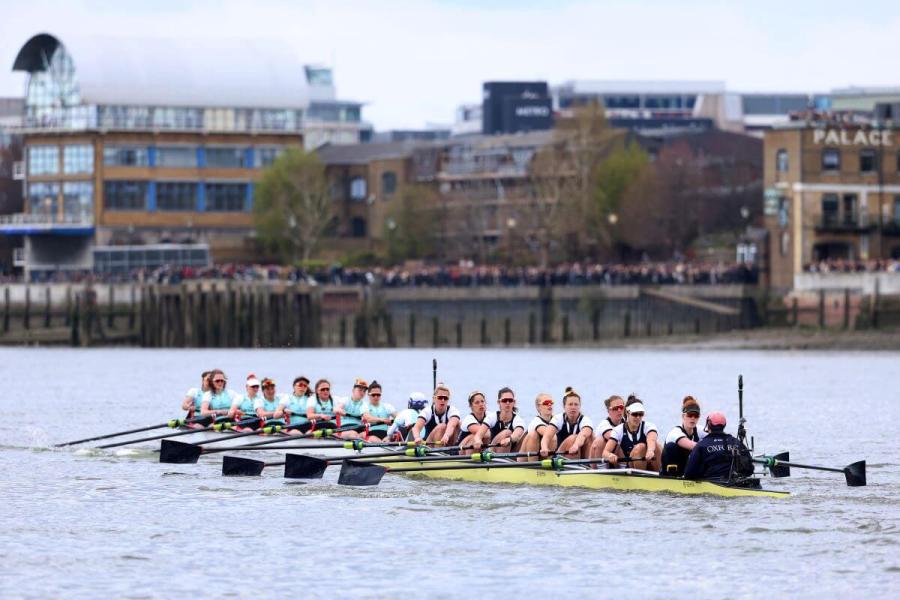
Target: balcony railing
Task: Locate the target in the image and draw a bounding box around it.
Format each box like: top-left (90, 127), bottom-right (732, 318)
top-left (816, 213), bottom-right (875, 232)
top-left (0, 212), bottom-right (94, 234)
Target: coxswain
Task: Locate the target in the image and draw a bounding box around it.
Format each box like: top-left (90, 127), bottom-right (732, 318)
top-left (458, 391), bottom-right (490, 454)
top-left (550, 387), bottom-right (594, 459)
top-left (306, 379), bottom-right (338, 430)
top-left (335, 378), bottom-right (369, 440)
top-left (226, 374), bottom-right (262, 430)
top-left (200, 369), bottom-right (242, 420)
top-left (601, 396), bottom-right (661, 471)
top-left (477, 387), bottom-right (526, 452)
top-left (360, 381), bottom-right (396, 441)
top-left (683, 412), bottom-right (754, 482)
top-left (518, 393), bottom-right (557, 461)
top-left (660, 397), bottom-right (704, 476)
top-left (588, 395), bottom-right (626, 462)
top-left (386, 392), bottom-right (428, 441)
top-left (411, 383), bottom-right (460, 446)
top-left (275, 376), bottom-right (313, 434)
top-left (181, 370), bottom-right (211, 424)
top-left (255, 378), bottom-right (285, 425)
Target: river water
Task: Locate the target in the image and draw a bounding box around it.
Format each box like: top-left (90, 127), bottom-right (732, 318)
top-left (1, 347), bottom-right (898, 599)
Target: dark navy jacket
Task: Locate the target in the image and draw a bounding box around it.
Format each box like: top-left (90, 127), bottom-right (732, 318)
top-left (683, 430), bottom-right (748, 481)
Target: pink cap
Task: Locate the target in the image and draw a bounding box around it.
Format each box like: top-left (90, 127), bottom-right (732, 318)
top-left (707, 411), bottom-right (727, 427)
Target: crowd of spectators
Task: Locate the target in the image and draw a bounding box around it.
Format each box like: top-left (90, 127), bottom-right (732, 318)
top-left (11, 260), bottom-right (760, 286)
top-left (804, 259), bottom-right (900, 273)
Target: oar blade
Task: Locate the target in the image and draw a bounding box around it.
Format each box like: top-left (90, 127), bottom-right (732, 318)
top-left (338, 459), bottom-right (387, 486)
top-left (222, 455), bottom-right (266, 477)
top-left (284, 454), bottom-right (329, 479)
top-left (770, 451), bottom-right (791, 478)
top-left (844, 460), bottom-right (866, 487)
top-left (159, 440), bottom-right (203, 464)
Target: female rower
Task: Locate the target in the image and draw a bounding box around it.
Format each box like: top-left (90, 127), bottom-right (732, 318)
top-left (335, 378), bottom-right (369, 440)
top-left (550, 387), bottom-right (594, 459)
top-left (200, 369), bottom-right (241, 419)
top-left (275, 376), bottom-right (312, 434)
top-left (588, 395), bottom-right (626, 462)
top-left (181, 370), bottom-right (211, 420)
top-left (602, 395), bottom-right (661, 472)
top-left (518, 393), bottom-right (557, 461)
top-left (660, 396), bottom-right (703, 476)
top-left (386, 392), bottom-right (428, 441)
top-left (226, 374), bottom-right (262, 430)
top-left (306, 379), bottom-right (338, 430)
top-left (255, 378), bottom-right (285, 425)
top-left (478, 387), bottom-right (526, 452)
top-left (458, 391), bottom-right (491, 454)
top-left (361, 381), bottom-right (396, 441)
top-left (411, 383), bottom-right (460, 446)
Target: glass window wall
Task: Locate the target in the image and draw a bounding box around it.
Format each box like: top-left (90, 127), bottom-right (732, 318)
top-left (205, 183), bottom-right (246, 211)
top-left (157, 182), bottom-right (197, 211)
top-left (206, 147), bottom-right (247, 168)
top-left (157, 147), bottom-right (198, 168)
top-left (63, 144), bottom-right (94, 174)
top-left (28, 182), bottom-right (60, 217)
top-left (62, 182), bottom-right (94, 221)
top-left (104, 181), bottom-right (148, 211)
top-left (28, 145), bottom-right (59, 175)
top-left (255, 147), bottom-right (284, 168)
top-left (104, 146), bottom-right (149, 167)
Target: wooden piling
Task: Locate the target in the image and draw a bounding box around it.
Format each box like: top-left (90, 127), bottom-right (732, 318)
top-left (409, 314), bottom-right (416, 347)
top-left (3, 287), bottom-right (9, 333)
top-left (456, 321), bottom-right (463, 347)
top-left (843, 288), bottom-right (850, 330)
top-left (432, 316), bottom-right (439, 347)
top-left (504, 318), bottom-right (511, 346)
top-left (44, 287), bottom-right (51, 328)
top-left (107, 284), bottom-right (115, 329)
top-left (24, 286), bottom-right (30, 330)
top-left (818, 289), bottom-right (825, 329)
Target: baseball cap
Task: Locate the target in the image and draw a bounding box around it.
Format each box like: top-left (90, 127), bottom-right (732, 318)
top-left (627, 402), bottom-right (646, 414)
top-left (707, 411), bottom-right (727, 427)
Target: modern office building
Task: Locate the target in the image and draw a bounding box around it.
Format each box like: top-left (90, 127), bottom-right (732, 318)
top-left (763, 119), bottom-right (900, 290)
top-left (482, 82), bottom-right (553, 135)
top-left (1, 33), bottom-right (365, 277)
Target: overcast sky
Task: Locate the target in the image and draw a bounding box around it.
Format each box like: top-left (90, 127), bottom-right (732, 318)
top-left (2, 0), bottom-right (900, 130)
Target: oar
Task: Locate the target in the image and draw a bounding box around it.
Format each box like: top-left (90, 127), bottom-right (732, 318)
top-left (221, 441), bottom-right (476, 477)
top-left (755, 454), bottom-right (866, 487)
top-left (160, 425), bottom-right (357, 464)
top-left (337, 455), bottom-right (636, 486)
top-left (54, 415), bottom-right (215, 447)
top-left (97, 416), bottom-right (261, 449)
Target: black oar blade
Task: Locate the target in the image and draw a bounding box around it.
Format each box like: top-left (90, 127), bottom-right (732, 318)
top-left (284, 454), bottom-right (328, 479)
top-left (222, 455), bottom-right (266, 477)
top-left (338, 459), bottom-right (387, 486)
top-left (844, 460), bottom-right (866, 487)
top-left (770, 452), bottom-right (791, 478)
top-left (159, 440), bottom-right (203, 464)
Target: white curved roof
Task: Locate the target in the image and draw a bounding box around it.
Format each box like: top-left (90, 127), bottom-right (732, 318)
top-left (14, 33), bottom-right (310, 109)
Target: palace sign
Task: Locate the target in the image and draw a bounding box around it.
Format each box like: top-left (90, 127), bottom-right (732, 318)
top-left (813, 129), bottom-right (893, 146)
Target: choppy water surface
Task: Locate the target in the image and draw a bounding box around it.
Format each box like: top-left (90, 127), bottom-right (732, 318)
top-left (1, 347), bottom-right (898, 599)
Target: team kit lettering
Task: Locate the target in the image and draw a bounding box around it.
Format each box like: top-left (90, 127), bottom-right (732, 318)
top-left (812, 129), bottom-right (893, 146)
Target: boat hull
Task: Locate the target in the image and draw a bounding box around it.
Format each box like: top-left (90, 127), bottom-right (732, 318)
top-left (367, 459), bottom-right (789, 499)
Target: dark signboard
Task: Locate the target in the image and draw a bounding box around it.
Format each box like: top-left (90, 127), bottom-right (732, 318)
top-left (483, 81), bottom-right (552, 135)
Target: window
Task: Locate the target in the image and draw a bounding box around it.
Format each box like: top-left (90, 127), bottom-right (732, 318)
top-left (351, 217), bottom-right (367, 238)
top-left (821, 148), bottom-right (840, 172)
top-left (893, 196), bottom-right (900, 225)
top-left (28, 182), bottom-right (60, 216)
top-left (206, 147), bottom-right (247, 168)
top-left (254, 147), bottom-right (284, 168)
top-left (157, 182), bottom-right (197, 211)
top-left (381, 171), bottom-right (397, 195)
top-left (104, 146), bottom-right (148, 167)
top-left (104, 181), bottom-right (147, 210)
top-left (62, 182), bottom-right (94, 220)
top-left (205, 183), bottom-right (246, 211)
top-left (860, 149), bottom-right (876, 173)
top-left (63, 144), bottom-right (94, 174)
top-left (821, 194), bottom-right (839, 226)
top-left (350, 177), bottom-right (367, 201)
top-left (28, 145), bottom-right (59, 175)
top-left (157, 147), bottom-right (197, 168)
top-left (842, 194), bottom-right (858, 226)
top-left (775, 149), bottom-right (789, 173)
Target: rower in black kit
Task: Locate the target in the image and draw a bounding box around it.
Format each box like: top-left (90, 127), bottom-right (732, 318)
top-left (683, 411), bottom-right (754, 484)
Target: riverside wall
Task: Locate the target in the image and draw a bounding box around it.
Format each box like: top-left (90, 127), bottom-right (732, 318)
top-left (0, 281), bottom-right (772, 347)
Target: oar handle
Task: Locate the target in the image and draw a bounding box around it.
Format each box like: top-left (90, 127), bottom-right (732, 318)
top-left (54, 415), bottom-right (213, 447)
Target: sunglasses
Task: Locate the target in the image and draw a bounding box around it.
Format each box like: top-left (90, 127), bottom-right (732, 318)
top-left (213, 379), bottom-right (226, 384)
top-left (436, 395), bottom-right (449, 401)
top-left (541, 400), bottom-right (554, 407)
top-left (249, 385), bottom-right (260, 389)
top-left (630, 412), bottom-right (645, 418)
top-left (686, 412), bottom-right (700, 418)
top-left (295, 382), bottom-right (308, 386)
top-left (609, 405), bottom-right (625, 411)
top-left (369, 392), bottom-right (382, 397)
top-left (499, 398), bottom-right (515, 404)
top-left (318, 387), bottom-right (330, 392)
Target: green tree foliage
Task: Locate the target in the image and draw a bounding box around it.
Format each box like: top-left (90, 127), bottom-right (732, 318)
top-left (593, 141), bottom-right (649, 224)
top-left (384, 184), bottom-right (437, 263)
top-left (253, 147), bottom-right (332, 263)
